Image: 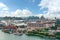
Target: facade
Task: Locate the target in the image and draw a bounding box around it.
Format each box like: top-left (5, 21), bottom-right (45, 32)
top-left (0, 21), bottom-right (6, 29)
top-left (2, 25), bottom-right (17, 33)
top-left (27, 19), bottom-right (56, 31)
top-left (57, 27), bottom-right (60, 30)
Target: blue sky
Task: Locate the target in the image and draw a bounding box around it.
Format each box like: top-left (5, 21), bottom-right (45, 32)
top-left (0, 0), bottom-right (42, 14)
top-left (0, 0), bottom-right (60, 18)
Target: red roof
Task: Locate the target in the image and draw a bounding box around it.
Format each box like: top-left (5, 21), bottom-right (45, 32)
top-left (3, 25), bottom-right (17, 30)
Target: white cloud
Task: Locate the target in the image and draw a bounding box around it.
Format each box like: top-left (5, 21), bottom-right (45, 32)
top-left (0, 3), bottom-right (32, 17)
top-left (0, 3), bottom-right (9, 17)
top-left (10, 9), bottom-right (32, 17)
top-left (38, 0), bottom-right (60, 18)
top-left (0, 3), bottom-right (8, 11)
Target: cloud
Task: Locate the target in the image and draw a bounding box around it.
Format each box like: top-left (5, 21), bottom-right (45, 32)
top-left (38, 0), bottom-right (60, 18)
top-left (0, 3), bottom-right (8, 11)
top-left (0, 3), bottom-right (32, 17)
top-left (0, 3), bottom-right (9, 17)
top-left (10, 9), bottom-right (32, 17)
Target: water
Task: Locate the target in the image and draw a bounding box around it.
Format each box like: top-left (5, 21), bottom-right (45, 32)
top-left (0, 30), bottom-right (59, 40)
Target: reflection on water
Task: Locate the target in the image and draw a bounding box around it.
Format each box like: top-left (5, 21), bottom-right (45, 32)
top-left (0, 30), bottom-right (59, 40)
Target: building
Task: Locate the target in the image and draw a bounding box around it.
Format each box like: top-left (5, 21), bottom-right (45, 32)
top-left (57, 27), bottom-right (60, 30)
top-left (2, 25), bottom-right (17, 33)
top-left (27, 19), bottom-right (56, 31)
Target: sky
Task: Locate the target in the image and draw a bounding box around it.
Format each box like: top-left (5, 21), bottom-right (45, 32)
top-left (0, 0), bottom-right (60, 18)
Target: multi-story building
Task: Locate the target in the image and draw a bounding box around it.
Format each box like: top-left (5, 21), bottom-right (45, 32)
top-left (27, 19), bottom-right (56, 31)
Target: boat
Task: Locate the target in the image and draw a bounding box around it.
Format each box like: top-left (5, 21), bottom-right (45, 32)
top-left (13, 32), bottom-right (23, 36)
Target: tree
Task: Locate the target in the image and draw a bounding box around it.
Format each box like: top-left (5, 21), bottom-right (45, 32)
top-left (40, 16), bottom-right (45, 20)
top-left (56, 19), bottom-right (60, 27)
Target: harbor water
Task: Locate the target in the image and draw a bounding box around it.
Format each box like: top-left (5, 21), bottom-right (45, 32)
top-left (0, 30), bottom-right (59, 40)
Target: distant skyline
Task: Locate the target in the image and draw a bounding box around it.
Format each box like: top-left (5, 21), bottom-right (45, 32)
top-left (0, 0), bottom-right (60, 18)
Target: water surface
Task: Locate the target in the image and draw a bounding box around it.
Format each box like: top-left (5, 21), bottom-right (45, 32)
top-left (0, 30), bottom-right (59, 40)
